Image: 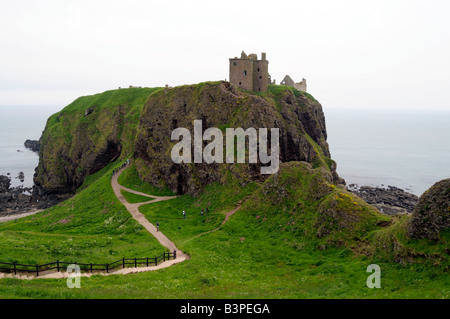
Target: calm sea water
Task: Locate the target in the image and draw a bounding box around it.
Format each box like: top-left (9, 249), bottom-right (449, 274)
top-left (0, 105), bottom-right (61, 188)
top-left (326, 109), bottom-right (450, 196)
top-left (1, 106), bottom-right (449, 196)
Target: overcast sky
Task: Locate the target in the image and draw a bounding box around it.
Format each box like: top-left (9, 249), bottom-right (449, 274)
top-left (1, 0), bottom-right (449, 110)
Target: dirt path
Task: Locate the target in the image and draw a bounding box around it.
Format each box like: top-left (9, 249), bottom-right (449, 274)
top-left (111, 168), bottom-right (190, 265)
top-left (0, 209), bottom-right (43, 223)
top-left (191, 205), bottom-right (241, 239)
top-left (1, 167), bottom-right (242, 280)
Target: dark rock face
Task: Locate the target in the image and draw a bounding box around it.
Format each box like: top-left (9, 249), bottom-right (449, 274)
top-left (33, 88), bottom-right (154, 196)
top-left (134, 82), bottom-right (339, 195)
top-left (0, 175), bottom-right (10, 193)
top-left (348, 184), bottom-right (419, 215)
top-left (24, 139), bottom-right (40, 152)
top-left (0, 183), bottom-right (69, 215)
top-left (407, 178), bottom-right (450, 241)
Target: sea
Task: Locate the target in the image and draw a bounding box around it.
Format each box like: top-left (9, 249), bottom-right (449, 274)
top-left (326, 109), bottom-right (450, 196)
top-left (0, 106), bottom-right (449, 196)
top-left (0, 105), bottom-right (61, 188)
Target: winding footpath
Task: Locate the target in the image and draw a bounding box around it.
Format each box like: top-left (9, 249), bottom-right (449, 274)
top-left (0, 167), bottom-right (241, 280)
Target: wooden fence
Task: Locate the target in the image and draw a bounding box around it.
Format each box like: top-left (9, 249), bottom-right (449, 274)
top-left (0, 250), bottom-right (176, 277)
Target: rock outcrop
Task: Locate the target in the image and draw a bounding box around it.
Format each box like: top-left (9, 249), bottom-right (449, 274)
top-left (348, 184), bottom-right (418, 215)
top-left (134, 82), bottom-right (341, 195)
top-left (407, 178), bottom-right (450, 241)
top-left (0, 175), bottom-right (10, 193)
top-left (33, 83), bottom-right (342, 198)
top-left (24, 139), bottom-right (40, 152)
top-left (33, 88), bottom-right (157, 195)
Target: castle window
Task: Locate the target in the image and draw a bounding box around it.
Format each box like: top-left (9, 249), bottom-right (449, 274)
top-left (244, 70), bottom-right (247, 76)
top-left (233, 62), bottom-right (236, 66)
top-left (239, 82), bottom-right (241, 85)
top-left (257, 68), bottom-right (260, 72)
top-left (259, 76), bottom-right (262, 79)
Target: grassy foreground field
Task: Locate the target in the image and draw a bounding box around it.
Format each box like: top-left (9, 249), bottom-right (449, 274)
top-left (0, 162), bottom-right (448, 299)
top-left (0, 162), bottom-right (165, 266)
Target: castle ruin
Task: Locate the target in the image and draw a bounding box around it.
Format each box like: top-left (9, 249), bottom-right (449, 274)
top-left (229, 51), bottom-right (307, 93)
top-left (280, 75), bottom-right (307, 92)
top-left (229, 51), bottom-right (269, 92)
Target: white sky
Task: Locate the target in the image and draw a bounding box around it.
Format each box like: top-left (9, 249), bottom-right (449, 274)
top-left (1, 0), bottom-right (450, 110)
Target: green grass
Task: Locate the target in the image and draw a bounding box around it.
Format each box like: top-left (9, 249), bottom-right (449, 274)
top-left (0, 161), bottom-right (166, 265)
top-left (117, 164), bottom-right (175, 196)
top-left (120, 190), bottom-right (154, 203)
top-left (0, 161), bottom-right (447, 298)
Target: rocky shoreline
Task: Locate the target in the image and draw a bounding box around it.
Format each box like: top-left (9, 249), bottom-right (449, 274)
top-left (348, 184), bottom-right (419, 215)
top-left (0, 173), bottom-right (69, 218)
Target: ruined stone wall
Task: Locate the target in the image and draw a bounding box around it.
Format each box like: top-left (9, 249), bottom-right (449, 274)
top-left (294, 78), bottom-right (307, 92)
top-left (229, 58), bottom-right (254, 91)
top-left (253, 60), bottom-right (269, 92)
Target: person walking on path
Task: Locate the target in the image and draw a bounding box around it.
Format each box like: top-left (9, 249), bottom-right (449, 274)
top-left (200, 208), bottom-right (204, 216)
top-left (183, 210), bottom-right (186, 220)
top-left (156, 221), bottom-right (159, 232)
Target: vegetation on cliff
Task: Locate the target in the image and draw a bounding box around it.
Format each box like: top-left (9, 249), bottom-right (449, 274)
top-left (0, 83), bottom-right (447, 298)
top-left (34, 87), bottom-right (161, 194)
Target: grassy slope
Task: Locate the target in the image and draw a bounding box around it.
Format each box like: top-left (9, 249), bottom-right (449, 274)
top-left (0, 86), bottom-right (447, 299)
top-left (118, 163), bottom-right (175, 196)
top-left (0, 162), bottom-right (166, 266)
top-left (120, 190), bottom-right (154, 204)
top-left (0, 162), bottom-right (447, 298)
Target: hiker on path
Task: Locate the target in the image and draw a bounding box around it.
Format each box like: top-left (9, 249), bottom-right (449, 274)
top-left (183, 210), bottom-right (186, 220)
top-left (156, 221), bottom-right (159, 232)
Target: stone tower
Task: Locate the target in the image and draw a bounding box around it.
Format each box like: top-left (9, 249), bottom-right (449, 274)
top-left (229, 51), bottom-right (269, 92)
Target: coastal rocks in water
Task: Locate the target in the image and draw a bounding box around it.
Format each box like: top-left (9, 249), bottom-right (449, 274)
top-left (24, 139), bottom-right (41, 152)
top-left (0, 175), bottom-right (11, 193)
top-left (17, 171), bottom-right (25, 183)
top-left (348, 184), bottom-right (419, 216)
top-left (407, 178), bottom-right (450, 241)
top-left (0, 184), bottom-right (69, 216)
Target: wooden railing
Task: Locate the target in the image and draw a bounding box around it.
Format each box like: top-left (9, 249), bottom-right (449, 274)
top-left (0, 250), bottom-right (176, 277)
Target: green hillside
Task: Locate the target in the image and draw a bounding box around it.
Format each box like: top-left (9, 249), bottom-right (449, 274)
top-left (0, 85), bottom-right (447, 299)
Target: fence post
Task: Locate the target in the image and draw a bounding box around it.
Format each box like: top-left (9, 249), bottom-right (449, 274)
top-left (90, 263), bottom-right (93, 273)
top-left (13, 262), bottom-right (16, 275)
top-left (134, 257), bottom-right (137, 268)
top-left (106, 263), bottom-right (109, 273)
top-left (163, 252), bottom-right (166, 262)
top-left (174, 250), bottom-right (177, 259)
top-left (57, 260), bottom-right (60, 272)
top-left (36, 264), bottom-right (39, 277)
top-left (146, 257), bottom-right (149, 267)
top-left (155, 257), bottom-right (158, 266)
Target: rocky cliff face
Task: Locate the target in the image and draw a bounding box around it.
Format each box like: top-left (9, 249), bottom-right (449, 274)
top-left (407, 178), bottom-right (450, 241)
top-left (34, 88), bottom-right (157, 195)
top-left (34, 82), bottom-right (342, 197)
top-left (134, 82), bottom-right (342, 195)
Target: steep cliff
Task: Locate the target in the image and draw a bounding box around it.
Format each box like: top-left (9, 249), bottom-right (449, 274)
top-left (35, 82), bottom-right (343, 197)
top-left (134, 81), bottom-right (343, 195)
top-left (34, 87), bottom-right (161, 194)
